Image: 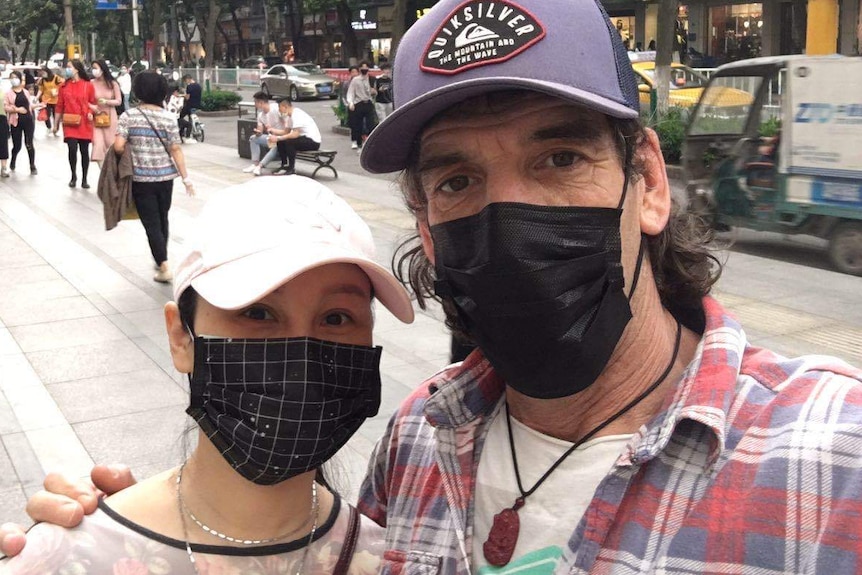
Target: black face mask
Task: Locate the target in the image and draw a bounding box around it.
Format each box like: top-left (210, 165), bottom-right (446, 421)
top-left (431, 151), bottom-right (643, 399)
top-left (360, 69), bottom-right (369, 75)
top-left (187, 336), bottom-right (382, 485)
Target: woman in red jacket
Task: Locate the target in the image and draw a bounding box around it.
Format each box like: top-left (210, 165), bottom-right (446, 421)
top-left (53, 60), bottom-right (97, 188)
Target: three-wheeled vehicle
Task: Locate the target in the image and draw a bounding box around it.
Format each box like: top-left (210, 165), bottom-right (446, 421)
top-left (683, 55), bottom-right (862, 276)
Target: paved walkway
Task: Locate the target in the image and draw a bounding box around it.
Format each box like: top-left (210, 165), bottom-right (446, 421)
top-left (1, 126), bottom-right (860, 527)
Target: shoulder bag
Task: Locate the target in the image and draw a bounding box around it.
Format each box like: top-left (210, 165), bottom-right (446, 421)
top-left (332, 505), bottom-right (361, 575)
top-left (139, 109), bottom-right (179, 174)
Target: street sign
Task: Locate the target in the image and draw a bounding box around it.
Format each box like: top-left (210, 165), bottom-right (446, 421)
top-left (95, 0), bottom-right (131, 9)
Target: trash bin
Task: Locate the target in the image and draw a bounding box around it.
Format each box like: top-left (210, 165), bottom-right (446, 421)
top-left (237, 118), bottom-right (257, 159)
top-left (236, 101), bottom-right (259, 159)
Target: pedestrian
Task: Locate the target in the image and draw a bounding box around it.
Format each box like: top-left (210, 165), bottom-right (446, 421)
top-left (241, 91), bottom-right (282, 175)
top-left (117, 65), bottom-right (131, 111)
top-left (4, 70), bottom-right (37, 175)
top-left (7, 1), bottom-right (862, 573)
top-left (344, 62), bottom-right (374, 150)
top-left (36, 66), bottom-right (62, 132)
top-left (270, 96), bottom-right (321, 176)
top-left (116, 71), bottom-right (194, 283)
top-left (372, 62), bottom-right (393, 123)
top-left (0, 178), bottom-right (413, 574)
top-left (0, 76), bottom-right (10, 178)
top-left (178, 75), bottom-right (202, 142)
top-left (53, 59), bottom-right (97, 189)
top-left (90, 59), bottom-right (123, 167)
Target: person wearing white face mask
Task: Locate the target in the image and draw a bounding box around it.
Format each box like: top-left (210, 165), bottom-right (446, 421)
top-left (36, 66), bottom-right (63, 132)
top-left (54, 59), bottom-right (98, 188)
top-left (90, 59), bottom-right (123, 167)
top-left (117, 65), bottom-right (132, 112)
top-left (3, 71), bottom-right (37, 175)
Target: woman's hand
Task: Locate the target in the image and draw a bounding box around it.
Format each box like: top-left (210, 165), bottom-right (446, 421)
top-left (183, 179), bottom-right (195, 197)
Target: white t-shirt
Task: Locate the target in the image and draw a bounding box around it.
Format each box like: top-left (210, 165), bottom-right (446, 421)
top-left (473, 405), bottom-right (632, 574)
top-left (285, 107), bottom-right (321, 143)
top-left (257, 105), bottom-right (284, 131)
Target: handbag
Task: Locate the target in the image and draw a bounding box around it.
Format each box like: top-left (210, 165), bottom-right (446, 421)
top-left (37, 108), bottom-right (48, 122)
top-left (94, 112), bottom-right (111, 128)
top-left (62, 113), bottom-right (81, 126)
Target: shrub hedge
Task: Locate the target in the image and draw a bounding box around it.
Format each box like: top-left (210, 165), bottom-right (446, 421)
top-left (200, 89), bottom-right (242, 112)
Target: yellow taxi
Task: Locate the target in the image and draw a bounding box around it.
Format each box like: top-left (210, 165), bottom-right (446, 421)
top-left (630, 54), bottom-right (752, 112)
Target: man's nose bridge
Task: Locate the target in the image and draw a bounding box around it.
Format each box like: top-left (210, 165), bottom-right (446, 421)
top-left (485, 171), bottom-right (545, 205)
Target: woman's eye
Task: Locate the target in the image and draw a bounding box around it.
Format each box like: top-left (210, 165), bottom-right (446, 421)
top-left (544, 151), bottom-right (579, 168)
top-left (323, 312), bottom-right (350, 326)
top-left (242, 307), bottom-right (274, 321)
top-left (438, 175), bottom-right (471, 194)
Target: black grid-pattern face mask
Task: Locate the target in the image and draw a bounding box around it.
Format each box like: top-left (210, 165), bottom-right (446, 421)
top-left (187, 336), bottom-right (382, 485)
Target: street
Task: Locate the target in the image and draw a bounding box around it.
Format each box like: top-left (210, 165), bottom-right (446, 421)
top-left (0, 102), bottom-right (859, 528)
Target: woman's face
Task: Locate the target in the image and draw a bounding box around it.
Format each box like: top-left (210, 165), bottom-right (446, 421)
top-left (167, 263), bottom-right (375, 373)
top-left (66, 65), bottom-right (75, 78)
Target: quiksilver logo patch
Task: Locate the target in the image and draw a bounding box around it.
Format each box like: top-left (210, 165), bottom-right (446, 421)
top-left (421, 0), bottom-right (545, 75)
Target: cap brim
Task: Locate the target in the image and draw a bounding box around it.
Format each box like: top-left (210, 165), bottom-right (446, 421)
top-left (361, 76), bottom-right (639, 174)
top-left (191, 245), bottom-right (415, 323)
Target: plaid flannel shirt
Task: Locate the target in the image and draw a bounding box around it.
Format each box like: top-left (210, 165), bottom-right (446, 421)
top-left (359, 296), bottom-right (862, 574)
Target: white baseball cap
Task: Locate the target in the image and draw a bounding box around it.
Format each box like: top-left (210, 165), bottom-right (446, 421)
top-left (173, 177), bottom-right (414, 323)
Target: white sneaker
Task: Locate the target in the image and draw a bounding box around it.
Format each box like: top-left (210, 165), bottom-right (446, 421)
top-left (253, 165), bottom-right (261, 176)
top-left (351, 142), bottom-right (358, 150)
top-left (242, 164), bottom-right (257, 173)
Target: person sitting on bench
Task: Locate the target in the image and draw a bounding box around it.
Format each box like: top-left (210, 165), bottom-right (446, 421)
top-left (268, 97), bottom-right (321, 176)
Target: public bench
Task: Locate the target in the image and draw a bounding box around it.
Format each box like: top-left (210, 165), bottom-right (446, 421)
top-left (296, 150), bottom-right (338, 179)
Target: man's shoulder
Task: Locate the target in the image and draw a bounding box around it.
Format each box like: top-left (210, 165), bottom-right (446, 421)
top-left (742, 347), bottom-right (862, 398)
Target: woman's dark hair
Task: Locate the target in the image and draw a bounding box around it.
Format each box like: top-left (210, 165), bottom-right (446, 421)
top-left (132, 70), bottom-right (169, 106)
top-left (41, 66), bottom-right (55, 81)
top-left (93, 59), bottom-right (117, 88)
top-left (70, 59), bottom-right (89, 81)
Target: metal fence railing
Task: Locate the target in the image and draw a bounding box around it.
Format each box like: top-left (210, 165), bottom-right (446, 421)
top-left (177, 67), bottom-right (264, 89)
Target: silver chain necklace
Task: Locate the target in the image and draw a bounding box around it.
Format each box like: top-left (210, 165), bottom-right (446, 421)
top-left (176, 462), bottom-right (319, 574)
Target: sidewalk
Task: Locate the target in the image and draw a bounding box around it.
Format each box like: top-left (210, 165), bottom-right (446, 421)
top-left (0, 130), bottom-right (450, 526)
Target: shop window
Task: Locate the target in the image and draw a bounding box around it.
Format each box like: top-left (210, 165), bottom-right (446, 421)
top-left (709, 3), bottom-right (763, 64)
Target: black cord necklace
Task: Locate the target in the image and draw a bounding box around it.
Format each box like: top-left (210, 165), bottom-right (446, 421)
top-left (482, 320), bottom-right (683, 567)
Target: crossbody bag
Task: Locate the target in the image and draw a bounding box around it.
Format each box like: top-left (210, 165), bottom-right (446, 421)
top-left (138, 109), bottom-right (179, 175)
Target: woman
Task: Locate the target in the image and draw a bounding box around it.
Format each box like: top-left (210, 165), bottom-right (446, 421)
top-left (37, 66), bottom-right (62, 132)
top-left (90, 59), bottom-right (123, 166)
top-left (115, 71), bottom-right (194, 283)
top-left (0, 81), bottom-right (10, 177)
top-left (0, 178), bottom-right (415, 574)
top-left (53, 60), bottom-right (97, 188)
top-left (4, 70), bottom-right (36, 174)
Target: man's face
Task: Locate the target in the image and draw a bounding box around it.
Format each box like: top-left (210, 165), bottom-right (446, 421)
top-left (415, 92), bottom-right (669, 286)
top-left (360, 65), bottom-right (370, 76)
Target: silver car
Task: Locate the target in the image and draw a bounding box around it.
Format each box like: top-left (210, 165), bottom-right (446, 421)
top-left (260, 63), bottom-right (339, 100)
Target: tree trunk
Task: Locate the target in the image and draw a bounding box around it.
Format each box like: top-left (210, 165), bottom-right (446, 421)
top-left (655, 0), bottom-right (677, 117)
top-left (208, 0), bottom-right (224, 67)
top-left (336, 0), bottom-right (359, 63)
top-left (148, 0), bottom-right (163, 65)
top-left (19, 37), bottom-right (31, 63)
top-left (34, 28), bottom-right (42, 63)
top-left (230, 6), bottom-right (245, 60)
top-left (390, 0), bottom-right (408, 59)
top-left (46, 24), bottom-right (61, 61)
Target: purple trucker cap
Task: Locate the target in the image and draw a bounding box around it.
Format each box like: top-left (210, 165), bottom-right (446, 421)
top-left (361, 0), bottom-right (640, 174)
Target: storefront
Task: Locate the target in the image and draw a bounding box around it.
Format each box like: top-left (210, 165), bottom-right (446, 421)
top-left (708, 3), bottom-right (763, 64)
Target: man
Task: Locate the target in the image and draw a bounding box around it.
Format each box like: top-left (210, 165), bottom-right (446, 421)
top-left (241, 91), bottom-right (283, 176)
top-left (4, 1), bottom-right (862, 574)
top-left (179, 74), bottom-right (202, 141)
top-left (117, 65), bottom-right (132, 111)
top-left (344, 61), bottom-right (375, 150)
top-left (372, 62), bottom-right (393, 123)
top-left (282, 45), bottom-right (296, 64)
top-left (268, 96), bottom-right (320, 176)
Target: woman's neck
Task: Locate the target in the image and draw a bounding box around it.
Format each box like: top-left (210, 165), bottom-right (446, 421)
top-left (177, 431), bottom-right (332, 542)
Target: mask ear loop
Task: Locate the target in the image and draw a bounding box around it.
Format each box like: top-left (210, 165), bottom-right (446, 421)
top-left (617, 136), bottom-right (647, 302)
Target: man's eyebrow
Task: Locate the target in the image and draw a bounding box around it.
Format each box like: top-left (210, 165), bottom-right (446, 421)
top-left (416, 152), bottom-right (468, 174)
top-left (531, 121), bottom-right (605, 143)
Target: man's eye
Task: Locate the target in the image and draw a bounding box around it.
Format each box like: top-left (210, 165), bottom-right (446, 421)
top-left (324, 312), bottom-right (350, 326)
top-left (242, 307), bottom-right (274, 321)
top-left (544, 151), bottom-right (579, 168)
top-left (438, 175), bottom-right (471, 194)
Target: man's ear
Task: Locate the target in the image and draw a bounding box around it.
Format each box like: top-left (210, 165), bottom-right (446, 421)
top-left (418, 219), bottom-right (436, 266)
top-left (165, 302), bottom-right (194, 374)
top-left (638, 128), bottom-right (672, 236)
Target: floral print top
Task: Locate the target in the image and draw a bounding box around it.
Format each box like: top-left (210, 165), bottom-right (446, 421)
top-left (1, 495), bottom-right (384, 574)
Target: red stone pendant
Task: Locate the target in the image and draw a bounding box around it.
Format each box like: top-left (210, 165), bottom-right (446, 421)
top-left (483, 498), bottom-right (524, 567)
